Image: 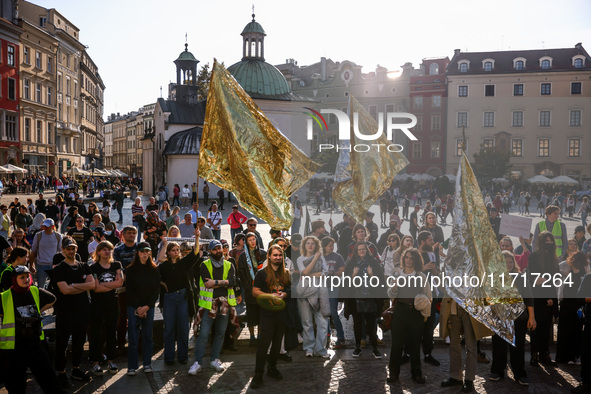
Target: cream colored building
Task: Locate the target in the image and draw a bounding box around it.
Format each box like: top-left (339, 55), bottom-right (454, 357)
top-left (80, 49), bottom-right (105, 171)
top-left (111, 116), bottom-right (127, 171)
top-left (104, 120), bottom-right (113, 169)
top-left (18, 17), bottom-right (58, 176)
top-left (446, 44), bottom-right (591, 182)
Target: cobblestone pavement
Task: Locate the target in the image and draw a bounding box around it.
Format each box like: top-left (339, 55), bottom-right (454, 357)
top-left (0, 193), bottom-right (586, 392)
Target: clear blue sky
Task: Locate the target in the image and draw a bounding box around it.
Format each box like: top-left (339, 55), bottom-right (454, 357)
top-left (29, 0), bottom-right (591, 118)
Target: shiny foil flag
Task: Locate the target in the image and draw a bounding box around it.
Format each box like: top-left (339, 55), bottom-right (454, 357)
top-left (332, 95), bottom-right (409, 223)
top-left (199, 60), bottom-right (320, 229)
top-left (444, 152), bottom-right (525, 345)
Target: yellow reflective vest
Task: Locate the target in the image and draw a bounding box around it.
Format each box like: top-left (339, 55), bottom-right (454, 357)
top-left (198, 259), bottom-right (236, 309)
top-left (0, 286), bottom-right (45, 349)
top-left (538, 220), bottom-right (563, 258)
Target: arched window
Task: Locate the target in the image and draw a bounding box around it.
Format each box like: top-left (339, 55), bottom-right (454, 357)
top-left (429, 63), bottom-right (439, 75)
top-left (459, 62), bottom-right (468, 72)
top-left (250, 41), bottom-right (256, 57)
top-left (541, 59), bottom-right (550, 69)
top-left (515, 60), bottom-right (524, 70)
top-left (484, 61), bottom-right (493, 71)
top-left (574, 58), bottom-right (584, 68)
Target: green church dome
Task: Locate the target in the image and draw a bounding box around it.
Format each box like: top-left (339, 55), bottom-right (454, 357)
top-left (241, 20), bottom-right (265, 35)
top-left (228, 59), bottom-right (290, 97)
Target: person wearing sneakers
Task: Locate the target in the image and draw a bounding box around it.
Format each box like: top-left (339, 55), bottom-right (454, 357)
top-left (250, 244), bottom-right (291, 389)
top-left (89, 241), bottom-right (124, 377)
top-left (53, 236), bottom-right (95, 387)
top-left (189, 240), bottom-right (237, 375)
top-left (125, 242), bottom-right (161, 376)
top-left (322, 237), bottom-right (346, 349)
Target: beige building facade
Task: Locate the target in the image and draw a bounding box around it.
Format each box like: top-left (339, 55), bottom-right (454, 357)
top-left (446, 44), bottom-right (591, 182)
top-left (18, 17), bottom-right (58, 176)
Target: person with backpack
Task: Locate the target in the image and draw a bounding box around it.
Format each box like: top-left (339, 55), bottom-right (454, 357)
top-left (29, 219), bottom-right (63, 289)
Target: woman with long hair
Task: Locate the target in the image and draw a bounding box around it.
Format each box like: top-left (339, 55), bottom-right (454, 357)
top-left (420, 212), bottom-right (445, 257)
top-left (396, 235), bottom-right (414, 261)
top-left (90, 241), bottom-right (123, 376)
top-left (166, 206), bottom-right (181, 230)
top-left (10, 228), bottom-right (30, 250)
top-left (527, 231), bottom-right (559, 366)
top-left (125, 242), bottom-right (161, 375)
top-left (158, 200), bottom-right (171, 222)
top-left (158, 227), bottom-right (200, 365)
top-left (344, 241), bottom-right (385, 359)
top-left (86, 202), bottom-right (100, 226)
top-left (387, 248), bottom-right (430, 384)
top-left (296, 235), bottom-right (330, 358)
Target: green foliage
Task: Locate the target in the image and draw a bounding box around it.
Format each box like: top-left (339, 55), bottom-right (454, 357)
top-left (472, 146), bottom-right (512, 186)
top-left (196, 63), bottom-right (211, 99)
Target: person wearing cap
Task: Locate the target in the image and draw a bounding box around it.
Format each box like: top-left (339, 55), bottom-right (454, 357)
top-left (0, 265), bottom-right (65, 393)
top-left (1, 246), bottom-right (29, 291)
top-left (178, 213), bottom-right (197, 238)
top-left (125, 241), bottom-right (161, 376)
top-left (30, 218), bottom-right (62, 288)
top-left (53, 236), bottom-right (95, 386)
top-left (67, 215), bottom-right (95, 264)
top-left (189, 239), bottom-right (237, 375)
top-left (158, 226), bottom-right (201, 365)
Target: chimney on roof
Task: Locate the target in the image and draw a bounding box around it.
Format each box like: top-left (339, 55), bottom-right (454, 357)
top-left (321, 57), bottom-right (327, 81)
top-left (454, 49), bottom-right (461, 56)
top-left (575, 42), bottom-right (582, 49)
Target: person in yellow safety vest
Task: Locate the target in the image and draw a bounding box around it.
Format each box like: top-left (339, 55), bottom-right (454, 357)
top-left (532, 205), bottom-right (568, 261)
top-left (189, 240), bottom-right (236, 375)
top-left (0, 265), bottom-right (66, 393)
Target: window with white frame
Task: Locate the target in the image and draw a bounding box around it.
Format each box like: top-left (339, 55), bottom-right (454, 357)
top-left (24, 79), bottom-right (30, 99)
top-left (24, 47), bottom-right (30, 64)
top-left (36, 83), bottom-right (42, 103)
top-left (513, 84), bottom-right (524, 96)
top-left (485, 85), bottom-right (495, 97)
top-left (6, 114), bottom-right (16, 140)
top-left (541, 83), bottom-right (551, 95)
top-left (431, 115), bottom-right (440, 130)
top-left (514, 60), bottom-right (525, 70)
top-left (429, 63), bottom-right (439, 75)
top-left (36, 52), bottom-right (42, 69)
top-left (7, 46), bottom-right (15, 66)
top-left (458, 86), bottom-right (468, 97)
top-left (570, 110), bottom-right (581, 126)
top-left (457, 112), bottom-right (468, 127)
top-left (569, 139), bottom-right (581, 157)
top-left (484, 111), bottom-right (494, 127)
top-left (415, 114), bottom-right (422, 131)
top-left (541, 59), bottom-right (551, 69)
top-left (483, 61), bottom-right (493, 71)
top-left (512, 111), bottom-right (523, 127)
top-left (432, 95), bottom-right (441, 107)
top-left (459, 62), bottom-right (469, 72)
top-left (540, 111), bottom-right (551, 126)
top-left (538, 138), bottom-right (550, 157)
top-left (413, 96), bottom-right (423, 109)
top-left (571, 82), bottom-right (582, 95)
top-left (412, 142), bottom-right (422, 159)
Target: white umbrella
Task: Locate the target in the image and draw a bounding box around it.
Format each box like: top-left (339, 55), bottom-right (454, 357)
top-left (2, 164), bottom-right (27, 173)
top-left (115, 170), bottom-right (128, 177)
top-left (0, 166), bottom-right (12, 174)
top-left (419, 174), bottom-right (436, 181)
top-left (527, 175), bottom-right (552, 184)
top-left (550, 175), bottom-right (579, 185)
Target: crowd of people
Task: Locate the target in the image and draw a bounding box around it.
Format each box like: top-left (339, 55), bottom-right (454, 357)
top-left (0, 184), bottom-right (589, 393)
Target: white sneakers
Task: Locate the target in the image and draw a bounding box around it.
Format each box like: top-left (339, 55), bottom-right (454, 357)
top-left (189, 360), bottom-right (225, 375)
top-left (188, 361), bottom-right (202, 375)
top-left (210, 359), bottom-right (225, 372)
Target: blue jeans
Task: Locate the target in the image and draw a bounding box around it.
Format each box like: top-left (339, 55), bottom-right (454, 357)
top-left (291, 218), bottom-right (301, 235)
top-left (127, 306), bottom-right (154, 370)
top-left (194, 310), bottom-right (229, 364)
top-left (582, 211), bottom-right (588, 229)
top-left (230, 228), bottom-right (241, 245)
top-left (117, 206), bottom-right (123, 222)
top-left (329, 295), bottom-right (345, 341)
top-left (163, 289), bottom-right (189, 363)
top-left (132, 221), bottom-right (143, 243)
top-left (36, 264), bottom-right (53, 289)
top-left (212, 229), bottom-right (221, 240)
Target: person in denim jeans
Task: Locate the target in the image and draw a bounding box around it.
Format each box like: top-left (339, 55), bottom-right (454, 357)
top-left (189, 240), bottom-right (237, 375)
top-left (157, 228), bottom-right (201, 365)
top-left (125, 242), bottom-right (161, 375)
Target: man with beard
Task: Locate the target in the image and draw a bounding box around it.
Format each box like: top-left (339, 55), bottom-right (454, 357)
top-left (250, 245), bottom-right (291, 389)
top-left (238, 232), bottom-right (267, 346)
top-left (189, 240), bottom-right (236, 375)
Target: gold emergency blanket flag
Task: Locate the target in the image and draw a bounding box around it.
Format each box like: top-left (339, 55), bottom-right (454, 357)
top-left (199, 60), bottom-right (320, 229)
top-left (444, 153), bottom-right (525, 345)
top-left (332, 95), bottom-right (409, 223)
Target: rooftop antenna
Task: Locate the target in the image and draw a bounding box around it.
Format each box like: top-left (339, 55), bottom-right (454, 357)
top-left (160, 86), bottom-right (162, 98)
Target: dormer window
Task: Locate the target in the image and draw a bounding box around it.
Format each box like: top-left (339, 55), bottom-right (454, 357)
top-left (429, 63), bottom-right (439, 75)
top-left (484, 62), bottom-right (493, 71)
top-left (573, 55), bottom-right (585, 68)
top-left (458, 61), bottom-right (469, 72)
top-left (514, 60), bottom-right (525, 70)
top-left (540, 57), bottom-right (552, 69)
